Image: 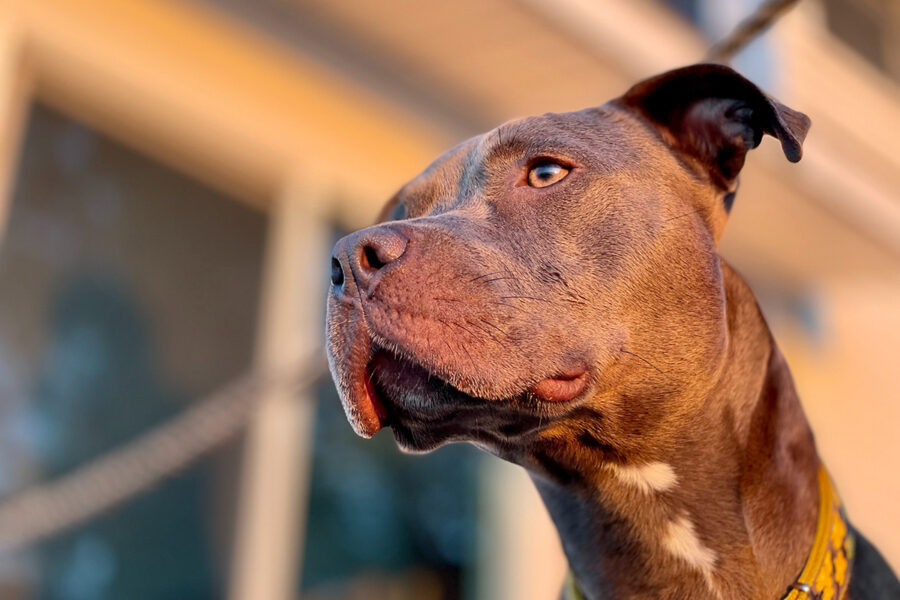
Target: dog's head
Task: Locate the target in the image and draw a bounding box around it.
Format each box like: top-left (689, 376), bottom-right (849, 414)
top-left (326, 64), bottom-right (809, 463)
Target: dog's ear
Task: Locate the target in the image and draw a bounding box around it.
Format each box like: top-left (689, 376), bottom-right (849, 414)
top-left (618, 64), bottom-right (810, 194)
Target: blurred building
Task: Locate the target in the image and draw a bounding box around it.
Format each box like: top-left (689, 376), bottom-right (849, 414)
top-left (0, 0), bottom-right (897, 599)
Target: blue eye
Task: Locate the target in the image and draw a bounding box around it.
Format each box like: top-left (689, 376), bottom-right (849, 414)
top-left (527, 161), bottom-right (569, 188)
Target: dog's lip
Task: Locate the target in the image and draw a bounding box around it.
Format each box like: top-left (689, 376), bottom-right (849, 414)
top-left (349, 361), bottom-right (389, 438)
top-left (365, 364), bottom-right (389, 429)
top-left (528, 368), bottom-right (589, 403)
top-left (370, 341), bottom-right (590, 407)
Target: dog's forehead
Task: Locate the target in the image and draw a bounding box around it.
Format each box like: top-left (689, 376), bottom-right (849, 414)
top-left (476, 106), bottom-right (635, 164)
top-left (397, 105), bottom-right (641, 211)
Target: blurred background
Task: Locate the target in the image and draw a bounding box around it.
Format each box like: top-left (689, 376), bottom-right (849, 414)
top-left (0, 0), bottom-right (897, 598)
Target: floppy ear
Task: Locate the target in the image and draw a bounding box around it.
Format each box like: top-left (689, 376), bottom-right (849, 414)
top-left (618, 64), bottom-right (810, 195)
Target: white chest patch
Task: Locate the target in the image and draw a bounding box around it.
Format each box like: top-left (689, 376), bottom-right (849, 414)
top-left (605, 461), bottom-right (678, 494)
top-left (663, 515), bottom-right (719, 592)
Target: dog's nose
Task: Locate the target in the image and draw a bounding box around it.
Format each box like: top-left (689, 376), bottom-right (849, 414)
top-left (330, 227), bottom-right (409, 295)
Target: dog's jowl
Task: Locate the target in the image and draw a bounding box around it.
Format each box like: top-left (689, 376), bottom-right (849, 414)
top-left (326, 64), bottom-right (900, 600)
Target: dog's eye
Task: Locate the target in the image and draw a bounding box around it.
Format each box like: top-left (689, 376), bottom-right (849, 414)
top-left (527, 161), bottom-right (569, 188)
top-left (387, 201), bottom-right (407, 221)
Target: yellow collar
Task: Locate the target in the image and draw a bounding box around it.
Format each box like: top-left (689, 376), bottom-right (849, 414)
top-left (565, 465), bottom-right (854, 600)
top-left (565, 570), bottom-right (586, 600)
top-left (782, 465), bottom-right (855, 599)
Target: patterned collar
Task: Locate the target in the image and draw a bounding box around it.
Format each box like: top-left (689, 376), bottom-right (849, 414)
top-left (564, 465), bottom-right (855, 600)
top-left (781, 465), bottom-right (855, 599)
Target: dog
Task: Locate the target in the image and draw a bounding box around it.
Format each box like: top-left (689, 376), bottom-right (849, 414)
top-left (326, 64), bottom-right (900, 599)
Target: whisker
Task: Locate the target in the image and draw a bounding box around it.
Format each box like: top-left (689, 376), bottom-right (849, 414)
top-left (500, 295), bottom-right (554, 304)
top-left (620, 349), bottom-right (666, 375)
top-left (431, 295), bottom-right (468, 304)
top-left (470, 271), bottom-right (506, 284)
top-left (479, 319), bottom-right (508, 336)
top-left (480, 276), bottom-right (517, 285)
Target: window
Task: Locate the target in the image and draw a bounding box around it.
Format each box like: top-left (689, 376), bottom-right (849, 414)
top-left (0, 105), bottom-right (267, 599)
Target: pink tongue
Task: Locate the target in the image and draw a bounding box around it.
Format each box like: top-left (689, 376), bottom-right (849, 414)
top-left (528, 370), bottom-right (588, 402)
top-left (352, 366), bottom-right (386, 438)
top-left (364, 368), bottom-right (387, 424)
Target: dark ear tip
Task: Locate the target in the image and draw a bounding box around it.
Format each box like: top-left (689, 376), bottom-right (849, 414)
top-left (774, 104), bottom-right (811, 162)
top-left (783, 143), bottom-right (803, 163)
top-left (620, 62), bottom-right (812, 175)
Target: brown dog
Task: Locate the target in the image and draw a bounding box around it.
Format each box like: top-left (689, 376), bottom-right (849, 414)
top-left (326, 64), bottom-right (900, 600)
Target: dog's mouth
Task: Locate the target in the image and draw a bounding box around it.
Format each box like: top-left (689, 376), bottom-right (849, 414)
top-left (326, 264), bottom-right (595, 448)
top-left (361, 361), bottom-right (389, 430)
top-left (366, 348), bottom-right (448, 430)
top-left (528, 367), bottom-right (590, 402)
top-left (355, 347), bottom-right (479, 437)
top-left (350, 342), bottom-right (590, 448)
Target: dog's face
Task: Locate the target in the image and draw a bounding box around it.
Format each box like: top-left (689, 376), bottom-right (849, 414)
top-left (327, 65), bottom-right (808, 464)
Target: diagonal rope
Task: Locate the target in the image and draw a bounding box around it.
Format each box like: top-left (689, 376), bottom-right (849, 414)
top-left (0, 356), bottom-right (326, 555)
top-left (706, 0), bottom-right (802, 64)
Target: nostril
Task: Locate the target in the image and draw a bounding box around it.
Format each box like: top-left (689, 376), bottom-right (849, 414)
top-left (331, 256), bottom-right (345, 286)
top-left (351, 228), bottom-right (408, 281)
top-left (362, 244), bottom-right (385, 271)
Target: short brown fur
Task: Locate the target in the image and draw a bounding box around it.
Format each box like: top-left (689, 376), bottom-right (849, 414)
top-left (326, 64), bottom-right (894, 599)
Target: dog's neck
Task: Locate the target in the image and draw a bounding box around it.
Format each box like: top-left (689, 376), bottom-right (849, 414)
top-left (527, 265), bottom-right (820, 600)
